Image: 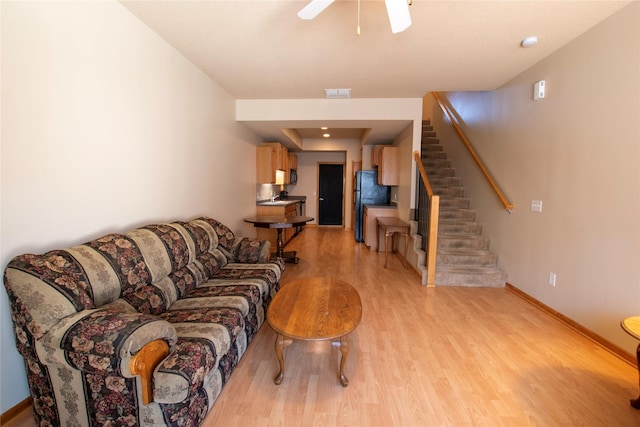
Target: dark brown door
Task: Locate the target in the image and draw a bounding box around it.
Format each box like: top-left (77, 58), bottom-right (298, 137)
top-left (318, 163), bottom-right (344, 226)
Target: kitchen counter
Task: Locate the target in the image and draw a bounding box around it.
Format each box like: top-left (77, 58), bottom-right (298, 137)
top-left (363, 204), bottom-right (398, 251)
top-left (257, 200), bottom-right (300, 206)
top-left (363, 204), bottom-right (397, 209)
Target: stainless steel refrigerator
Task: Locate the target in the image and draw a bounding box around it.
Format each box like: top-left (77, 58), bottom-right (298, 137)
top-left (354, 170), bottom-right (390, 242)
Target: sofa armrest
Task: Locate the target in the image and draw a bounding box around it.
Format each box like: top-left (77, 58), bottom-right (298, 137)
top-left (36, 308), bottom-right (177, 377)
top-left (229, 237), bottom-right (271, 263)
top-left (130, 339), bottom-right (170, 404)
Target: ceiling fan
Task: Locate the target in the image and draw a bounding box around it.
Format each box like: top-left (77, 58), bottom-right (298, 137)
top-left (297, 0), bottom-right (412, 34)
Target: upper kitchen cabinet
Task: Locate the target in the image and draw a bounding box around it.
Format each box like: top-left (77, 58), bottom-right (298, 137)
top-left (287, 152), bottom-right (298, 184)
top-left (288, 152), bottom-right (297, 170)
top-left (263, 142), bottom-right (288, 170)
top-left (371, 145), bottom-right (384, 168)
top-left (257, 142), bottom-right (288, 184)
top-left (377, 146), bottom-right (399, 186)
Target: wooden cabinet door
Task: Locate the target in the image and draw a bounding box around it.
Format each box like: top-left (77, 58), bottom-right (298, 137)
top-left (371, 146), bottom-right (383, 167)
top-left (257, 146), bottom-right (276, 183)
top-left (378, 147), bottom-right (399, 186)
top-left (284, 203), bottom-right (297, 243)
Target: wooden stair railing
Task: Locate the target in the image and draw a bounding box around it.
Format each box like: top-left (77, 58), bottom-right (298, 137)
top-left (432, 92), bottom-right (515, 212)
top-left (413, 150), bottom-right (439, 287)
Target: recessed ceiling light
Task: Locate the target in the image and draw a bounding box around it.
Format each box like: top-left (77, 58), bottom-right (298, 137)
top-left (521, 36), bottom-right (538, 48)
top-left (323, 133), bottom-right (330, 138)
top-left (321, 127), bottom-right (328, 130)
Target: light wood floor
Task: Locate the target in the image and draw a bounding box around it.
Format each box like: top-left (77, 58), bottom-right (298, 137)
top-left (6, 227), bottom-right (640, 426)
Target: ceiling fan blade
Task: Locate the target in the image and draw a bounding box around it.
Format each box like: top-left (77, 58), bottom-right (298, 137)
top-left (385, 0), bottom-right (412, 33)
top-left (298, 0), bottom-right (335, 20)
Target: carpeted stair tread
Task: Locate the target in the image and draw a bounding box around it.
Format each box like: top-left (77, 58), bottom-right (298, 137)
top-left (419, 119), bottom-right (507, 288)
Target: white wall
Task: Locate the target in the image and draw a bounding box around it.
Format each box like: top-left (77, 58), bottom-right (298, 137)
top-left (425, 2), bottom-right (640, 354)
top-left (294, 138), bottom-right (361, 228)
top-left (0, 1), bottom-right (261, 412)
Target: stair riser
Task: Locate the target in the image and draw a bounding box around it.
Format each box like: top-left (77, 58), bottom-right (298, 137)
top-left (439, 209), bottom-right (476, 221)
top-left (430, 177), bottom-right (461, 187)
top-left (420, 144), bottom-right (446, 158)
top-left (424, 151), bottom-right (447, 160)
top-left (437, 253), bottom-right (498, 267)
top-left (427, 168), bottom-right (455, 177)
top-left (435, 271), bottom-right (507, 287)
top-left (433, 187), bottom-right (465, 197)
top-left (439, 198), bottom-right (470, 209)
top-left (438, 237), bottom-right (489, 250)
top-left (438, 222), bottom-right (482, 234)
top-left (423, 159), bottom-right (451, 169)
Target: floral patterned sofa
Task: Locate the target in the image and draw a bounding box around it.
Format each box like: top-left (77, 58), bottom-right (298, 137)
top-left (3, 217), bottom-right (284, 426)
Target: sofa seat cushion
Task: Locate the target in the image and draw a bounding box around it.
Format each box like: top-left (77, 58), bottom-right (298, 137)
top-left (169, 282), bottom-right (264, 341)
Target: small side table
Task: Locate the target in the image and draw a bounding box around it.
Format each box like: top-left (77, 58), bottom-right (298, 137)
top-left (621, 316), bottom-right (640, 409)
top-left (376, 217), bottom-right (409, 269)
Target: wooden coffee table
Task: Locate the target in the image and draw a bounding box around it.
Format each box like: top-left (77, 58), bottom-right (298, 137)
top-left (267, 277), bottom-right (362, 386)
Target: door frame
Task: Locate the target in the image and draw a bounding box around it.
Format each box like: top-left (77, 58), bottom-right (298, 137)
top-left (316, 162), bottom-right (346, 227)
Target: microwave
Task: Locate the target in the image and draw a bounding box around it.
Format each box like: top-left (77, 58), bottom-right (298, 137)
top-left (290, 169), bottom-right (297, 184)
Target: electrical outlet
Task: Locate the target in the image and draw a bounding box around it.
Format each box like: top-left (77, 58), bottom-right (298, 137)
top-left (549, 272), bottom-right (557, 287)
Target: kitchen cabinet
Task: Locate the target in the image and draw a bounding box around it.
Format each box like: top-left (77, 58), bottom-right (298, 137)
top-left (287, 152), bottom-right (297, 184)
top-left (377, 146), bottom-right (399, 186)
top-left (263, 142), bottom-right (288, 171)
top-left (288, 152), bottom-right (297, 170)
top-left (256, 202), bottom-right (299, 250)
top-left (363, 205), bottom-right (398, 251)
top-left (371, 146), bottom-right (384, 168)
top-left (257, 142), bottom-right (288, 184)
top-left (257, 146), bottom-right (276, 183)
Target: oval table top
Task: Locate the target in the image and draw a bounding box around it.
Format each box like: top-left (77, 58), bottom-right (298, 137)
top-left (267, 277), bottom-right (362, 341)
top-left (244, 215), bottom-right (314, 229)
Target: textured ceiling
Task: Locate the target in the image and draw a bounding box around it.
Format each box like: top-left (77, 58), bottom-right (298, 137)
top-left (120, 0), bottom-right (631, 143)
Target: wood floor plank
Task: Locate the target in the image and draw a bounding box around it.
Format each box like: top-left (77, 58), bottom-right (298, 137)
top-left (205, 228), bottom-right (640, 427)
top-left (6, 227), bottom-right (640, 426)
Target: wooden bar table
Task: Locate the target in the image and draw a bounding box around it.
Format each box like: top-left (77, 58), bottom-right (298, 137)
top-left (244, 215), bottom-right (313, 263)
top-left (376, 216), bottom-right (410, 268)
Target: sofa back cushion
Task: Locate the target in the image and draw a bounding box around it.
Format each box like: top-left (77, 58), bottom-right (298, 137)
top-left (3, 217), bottom-right (233, 341)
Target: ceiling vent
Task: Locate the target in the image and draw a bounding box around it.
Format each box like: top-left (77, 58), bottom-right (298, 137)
top-left (325, 88), bottom-right (352, 99)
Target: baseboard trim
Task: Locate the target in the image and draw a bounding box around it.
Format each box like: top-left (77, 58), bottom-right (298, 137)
top-left (1, 397), bottom-right (31, 425)
top-left (506, 282), bottom-right (636, 367)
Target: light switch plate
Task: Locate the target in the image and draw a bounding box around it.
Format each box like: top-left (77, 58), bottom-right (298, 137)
top-left (531, 200), bottom-right (543, 212)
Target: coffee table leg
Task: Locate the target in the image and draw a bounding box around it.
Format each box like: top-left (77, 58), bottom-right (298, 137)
top-left (274, 333), bottom-right (285, 385)
top-left (632, 342), bottom-right (640, 409)
top-left (333, 335), bottom-right (350, 387)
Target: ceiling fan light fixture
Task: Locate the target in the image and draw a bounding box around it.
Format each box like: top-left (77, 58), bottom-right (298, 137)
top-left (298, 0), bottom-right (335, 20)
top-left (385, 0), bottom-right (412, 33)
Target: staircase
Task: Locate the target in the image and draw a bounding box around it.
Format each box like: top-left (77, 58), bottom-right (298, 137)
top-left (420, 120), bottom-right (507, 287)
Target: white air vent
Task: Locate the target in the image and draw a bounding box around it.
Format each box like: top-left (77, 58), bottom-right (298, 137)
top-left (325, 88), bottom-right (352, 99)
